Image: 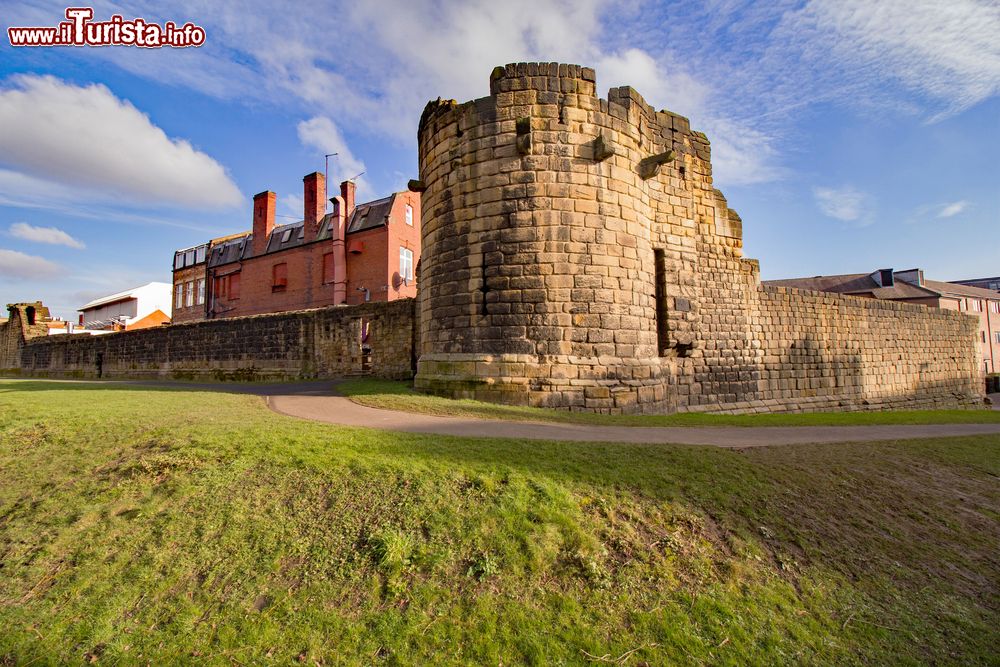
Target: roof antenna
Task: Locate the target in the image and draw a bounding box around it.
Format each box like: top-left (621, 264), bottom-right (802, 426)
top-left (348, 171), bottom-right (366, 182)
top-left (324, 153), bottom-right (338, 187)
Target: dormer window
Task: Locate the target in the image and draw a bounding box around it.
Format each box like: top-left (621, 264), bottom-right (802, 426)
top-left (879, 269), bottom-right (894, 287)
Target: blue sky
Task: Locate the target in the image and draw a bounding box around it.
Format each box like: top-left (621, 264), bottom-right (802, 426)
top-left (1, 0), bottom-right (998, 319)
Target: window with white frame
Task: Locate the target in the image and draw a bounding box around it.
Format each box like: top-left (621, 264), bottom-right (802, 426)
top-left (405, 204), bottom-right (413, 226)
top-left (990, 301), bottom-right (999, 314)
top-left (197, 278), bottom-right (205, 305)
top-left (175, 283), bottom-right (184, 309)
top-left (972, 299), bottom-right (983, 312)
top-left (185, 281), bottom-right (194, 307)
top-left (995, 331), bottom-right (1000, 344)
top-left (400, 247), bottom-right (414, 281)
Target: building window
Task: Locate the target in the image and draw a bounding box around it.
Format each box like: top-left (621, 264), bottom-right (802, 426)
top-left (982, 331), bottom-right (987, 343)
top-left (196, 279), bottom-right (205, 305)
top-left (405, 204), bottom-right (413, 226)
top-left (185, 281), bottom-right (194, 307)
top-left (990, 301), bottom-right (999, 314)
top-left (272, 263), bottom-right (288, 292)
top-left (175, 283), bottom-right (183, 309)
top-left (399, 247), bottom-right (414, 281)
top-left (214, 273), bottom-right (241, 300)
top-left (972, 299), bottom-right (983, 312)
top-left (323, 253), bottom-right (335, 284)
top-left (995, 331), bottom-right (1000, 344)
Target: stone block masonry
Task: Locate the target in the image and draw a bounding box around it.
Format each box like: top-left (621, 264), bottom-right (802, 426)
top-left (3, 299), bottom-right (416, 382)
top-left (412, 62), bottom-right (984, 414)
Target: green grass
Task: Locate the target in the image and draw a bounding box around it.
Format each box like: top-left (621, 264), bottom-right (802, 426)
top-left (338, 377), bottom-right (1000, 427)
top-left (1, 379), bottom-right (998, 665)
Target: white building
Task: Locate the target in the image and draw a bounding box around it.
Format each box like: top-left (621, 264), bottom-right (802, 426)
top-left (78, 282), bottom-right (173, 332)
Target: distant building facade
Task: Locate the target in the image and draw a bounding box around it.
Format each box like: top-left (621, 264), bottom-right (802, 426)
top-left (172, 173), bottom-right (420, 322)
top-left (78, 282), bottom-right (172, 332)
top-left (171, 242), bottom-right (209, 323)
top-left (766, 269), bottom-right (1000, 374)
top-left (951, 276), bottom-right (1000, 293)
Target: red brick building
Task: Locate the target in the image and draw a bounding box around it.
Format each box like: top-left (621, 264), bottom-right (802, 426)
top-left (172, 173), bottom-right (420, 321)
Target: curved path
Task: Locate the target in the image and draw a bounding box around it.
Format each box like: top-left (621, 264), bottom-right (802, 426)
top-left (265, 387), bottom-right (1000, 448)
top-left (10, 379), bottom-right (1000, 448)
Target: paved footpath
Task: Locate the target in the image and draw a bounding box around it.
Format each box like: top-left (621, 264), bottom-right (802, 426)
top-left (13, 379), bottom-right (998, 448)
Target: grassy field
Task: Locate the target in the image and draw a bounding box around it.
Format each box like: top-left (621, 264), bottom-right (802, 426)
top-left (1, 379), bottom-right (998, 665)
top-left (339, 378), bottom-right (1000, 427)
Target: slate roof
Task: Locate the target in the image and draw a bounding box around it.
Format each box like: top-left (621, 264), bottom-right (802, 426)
top-left (923, 279), bottom-right (1000, 300)
top-left (765, 272), bottom-right (1000, 302)
top-left (208, 234), bottom-right (252, 268)
top-left (206, 193), bottom-right (395, 268)
top-left (764, 273), bottom-right (936, 299)
top-left (347, 195), bottom-right (394, 233)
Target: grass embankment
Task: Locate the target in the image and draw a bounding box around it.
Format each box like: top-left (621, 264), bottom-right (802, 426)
top-left (1, 379), bottom-right (998, 664)
top-left (339, 377), bottom-right (1000, 427)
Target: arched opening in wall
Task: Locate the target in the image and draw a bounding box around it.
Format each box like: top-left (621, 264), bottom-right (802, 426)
top-left (25, 306), bottom-right (36, 325)
top-left (653, 249), bottom-right (669, 356)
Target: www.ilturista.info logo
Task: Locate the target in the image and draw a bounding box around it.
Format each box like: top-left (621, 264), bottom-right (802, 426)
top-left (8, 8), bottom-right (206, 48)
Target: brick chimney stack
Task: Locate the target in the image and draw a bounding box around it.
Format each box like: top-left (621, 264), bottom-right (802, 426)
top-left (330, 193), bottom-right (348, 304)
top-left (303, 172), bottom-right (326, 241)
top-left (340, 180), bottom-right (356, 218)
top-left (252, 191), bottom-right (276, 256)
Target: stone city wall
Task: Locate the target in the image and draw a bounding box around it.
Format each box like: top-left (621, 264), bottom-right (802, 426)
top-left (412, 62), bottom-right (983, 413)
top-left (4, 299), bottom-right (416, 382)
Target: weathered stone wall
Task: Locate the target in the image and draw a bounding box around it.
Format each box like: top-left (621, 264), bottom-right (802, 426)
top-left (0, 318), bottom-right (20, 372)
top-left (8, 299), bottom-right (416, 382)
top-left (413, 62), bottom-right (983, 413)
top-left (1, 304), bottom-right (51, 373)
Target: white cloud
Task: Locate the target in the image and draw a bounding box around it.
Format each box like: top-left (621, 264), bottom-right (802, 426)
top-left (296, 116), bottom-right (372, 200)
top-left (9, 1), bottom-right (780, 190)
top-left (0, 169), bottom-right (227, 233)
top-left (9, 222), bottom-right (85, 249)
top-left (0, 248), bottom-right (62, 280)
top-left (776, 0), bottom-right (1000, 120)
top-left (596, 49), bottom-right (711, 116)
top-left (279, 193), bottom-right (305, 221)
top-left (813, 186), bottom-right (872, 225)
top-left (0, 74), bottom-right (242, 208)
top-left (938, 201), bottom-right (968, 218)
top-left (12, 0), bottom-right (995, 201)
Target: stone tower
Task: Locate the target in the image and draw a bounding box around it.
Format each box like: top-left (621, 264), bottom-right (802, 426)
top-left (413, 62), bottom-right (753, 413)
top-left (413, 62), bottom-right (981, 414)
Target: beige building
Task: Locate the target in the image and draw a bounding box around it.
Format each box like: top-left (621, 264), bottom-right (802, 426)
top-left (766, 269), bottom-right (1000, 374)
